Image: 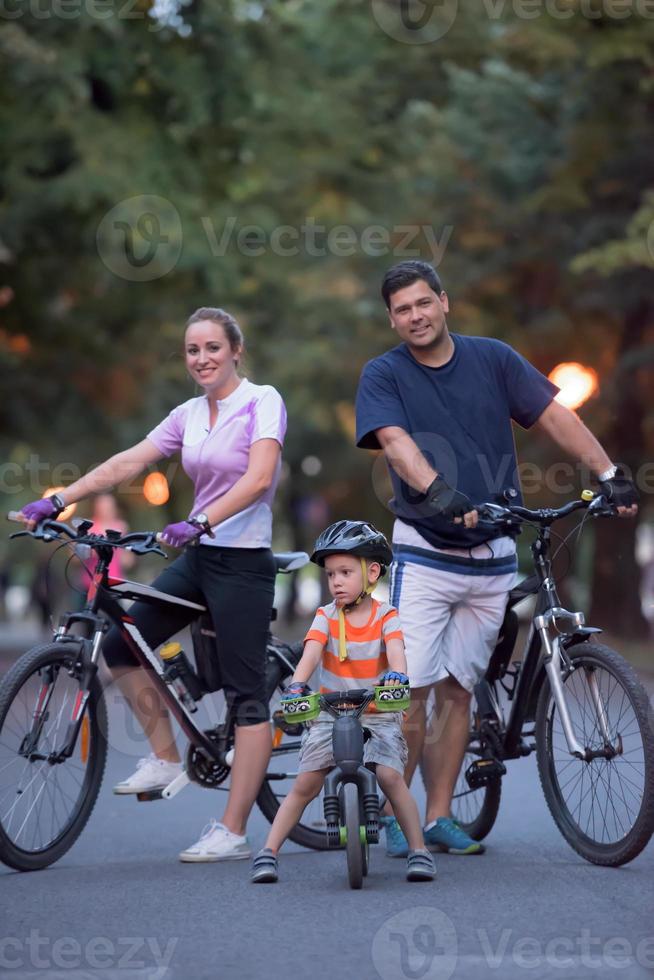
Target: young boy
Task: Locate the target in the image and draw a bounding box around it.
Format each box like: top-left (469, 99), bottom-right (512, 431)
top-left (251, 520), bottom-right (435, 883)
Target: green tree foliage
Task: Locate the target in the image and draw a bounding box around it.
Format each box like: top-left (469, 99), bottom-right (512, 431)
top-left (1, 0), bottom-right (652, 632)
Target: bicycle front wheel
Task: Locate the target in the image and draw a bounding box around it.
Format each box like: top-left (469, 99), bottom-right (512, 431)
top-left (0, 643), bottom-right (107, 871)
top-left (536, 642), bottom-right (654, 866)
top-left (343, 782), bottom-right (364, 890)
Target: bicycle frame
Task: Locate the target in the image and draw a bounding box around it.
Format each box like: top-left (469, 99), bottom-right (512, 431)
top-left (476, 521), bottom-right (610, 764)
top-left (34, 535), bottom-right (305, 780)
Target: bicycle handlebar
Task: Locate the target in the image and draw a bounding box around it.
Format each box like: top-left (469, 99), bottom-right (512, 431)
top-left (475, 492), bottom-right (616, 531)
top-left (6, 512), bottom-right (167, 557)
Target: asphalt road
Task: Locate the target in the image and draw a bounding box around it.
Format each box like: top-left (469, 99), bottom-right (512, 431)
top-left (1, 640), bottom-right (654, 980)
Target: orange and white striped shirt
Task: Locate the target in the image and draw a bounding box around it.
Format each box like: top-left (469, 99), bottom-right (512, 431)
top-left (304, 599), bottom-right (404, 696)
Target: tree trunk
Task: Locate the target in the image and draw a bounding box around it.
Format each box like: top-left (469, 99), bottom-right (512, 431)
top-left (588, 298), bottom-right (650, 639)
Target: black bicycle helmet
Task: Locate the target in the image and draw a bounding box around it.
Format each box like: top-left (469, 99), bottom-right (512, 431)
top-left (310, 520), bottom-right (393, 573)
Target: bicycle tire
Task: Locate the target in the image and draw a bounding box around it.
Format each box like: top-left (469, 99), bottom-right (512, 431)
top-left (535, 642), bottom-right (654, 866)
top-left (343, 782), bottom-right (363, 889)
top-left (451, 760), bottom-right (501, 842)
top-left (449, 704), bottom-right (502, 841)
top-left (0, 643), bottom-right (107, 872)
top-left (256, 659), bottom-right (330, 851)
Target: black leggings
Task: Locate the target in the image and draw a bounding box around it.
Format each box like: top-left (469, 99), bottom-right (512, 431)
top-left (102, 545), bottom-right (276, 726)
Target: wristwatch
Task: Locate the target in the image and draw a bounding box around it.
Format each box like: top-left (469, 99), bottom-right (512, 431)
top-left (48, 493), bottom-right (66, 515)
top-left (188, 513), bottom-right (215, 538)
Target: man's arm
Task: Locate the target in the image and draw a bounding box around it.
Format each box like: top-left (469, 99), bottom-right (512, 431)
top-left (375, 426), bottom-right (437, 493)
top-left (375, 426), bottom-right (478, 527)
top-left (533, 400), bottom-right (612, 475)
top-left (534, 400), bottom-right (637, 516)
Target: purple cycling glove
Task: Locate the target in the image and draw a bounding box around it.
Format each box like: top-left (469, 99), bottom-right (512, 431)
top-left (21, 498), bottom-right (59, 524)
top-left (161, 521), bottom-right (202, 548)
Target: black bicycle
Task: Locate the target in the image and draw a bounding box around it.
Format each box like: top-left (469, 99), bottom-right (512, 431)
top-left (282, 685), bottom-right (410, 889)
top-left (448, 492), bottom-right (654, 866)
top-left (0, 514), bottom-right (329, 872)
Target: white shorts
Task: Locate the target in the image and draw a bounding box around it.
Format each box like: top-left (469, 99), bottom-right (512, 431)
top-left (390, 522), bottom-right (518, 692)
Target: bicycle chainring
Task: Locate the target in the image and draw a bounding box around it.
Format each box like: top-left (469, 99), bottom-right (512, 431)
top-left (185, 730), bottom-right (231, 788)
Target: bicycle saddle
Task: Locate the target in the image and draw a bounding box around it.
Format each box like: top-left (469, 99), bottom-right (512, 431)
top-left (273, 552), bottom-right (310, 573)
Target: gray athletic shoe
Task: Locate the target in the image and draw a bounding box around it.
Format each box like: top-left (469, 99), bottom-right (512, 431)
top-left (251, 848), bottom-right (279, 883)
top-left (406, 848), bottom-right (436, 881)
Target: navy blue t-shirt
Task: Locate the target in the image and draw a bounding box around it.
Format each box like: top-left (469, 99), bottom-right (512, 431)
top-left (355, 334), bottom-right (558, 548)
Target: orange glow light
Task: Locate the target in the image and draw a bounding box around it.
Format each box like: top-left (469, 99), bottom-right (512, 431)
top-left (143, 472), bottom-right (170, 506)
top-left (549, 362), bottom-right (599, 411)
top-left (44, 487), bottom-right (76, 523)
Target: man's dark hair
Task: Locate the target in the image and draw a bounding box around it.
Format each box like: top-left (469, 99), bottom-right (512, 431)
top-left (381, 260), bottom-right (444, 309)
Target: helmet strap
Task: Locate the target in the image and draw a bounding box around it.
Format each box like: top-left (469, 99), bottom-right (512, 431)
top-left (337, 559), bottom-right (376, 662)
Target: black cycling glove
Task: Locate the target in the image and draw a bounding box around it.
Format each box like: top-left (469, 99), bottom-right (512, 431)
top-left (425, 475), bottom-right (473, 520)
top-left (598, 468), bottom-right (639, 508)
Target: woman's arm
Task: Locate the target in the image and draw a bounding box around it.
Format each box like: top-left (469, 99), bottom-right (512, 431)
top-left (200, 439), bottom-right (281, 526)
top-left (291, 639), bottom-right (324, 685)
top-left (56, 439), bottom-right (164, 507)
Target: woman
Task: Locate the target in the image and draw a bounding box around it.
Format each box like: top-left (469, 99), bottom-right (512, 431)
top-left (20, 307), bottom-right (287, 863)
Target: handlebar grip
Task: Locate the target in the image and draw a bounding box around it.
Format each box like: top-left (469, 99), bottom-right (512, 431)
top-left (7, 512), bottom-right (25, 523)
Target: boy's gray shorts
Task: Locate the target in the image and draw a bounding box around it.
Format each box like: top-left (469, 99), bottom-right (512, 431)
top-left (297, 714), bottom-right (408, 775)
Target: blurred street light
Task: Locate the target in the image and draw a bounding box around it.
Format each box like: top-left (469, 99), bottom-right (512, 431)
top-left (143, 472), bottom-right (170, 505)
top-left (549, 362), bottom-right (599, 410)
top-left (301, 455), bottom-right (322, 477)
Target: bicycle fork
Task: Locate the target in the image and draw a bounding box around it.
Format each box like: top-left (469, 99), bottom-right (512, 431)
top-left (323, 717), bottom-right (380, 846)
top-left (536, 616), bottom-right (618, 762)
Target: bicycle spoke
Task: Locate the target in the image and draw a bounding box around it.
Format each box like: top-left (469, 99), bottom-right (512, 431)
top-left (546, 655), bottom-right (648, 849)
top-left (0, 658), bottom-right (96, 855)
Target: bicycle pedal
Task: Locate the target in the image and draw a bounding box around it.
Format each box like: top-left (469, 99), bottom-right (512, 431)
top-left (135, 789), bottom-right (164, 802)
top-left (366, 821), bottom-right (379, 844)
top-left (465, 758), bottom-right (507, 789)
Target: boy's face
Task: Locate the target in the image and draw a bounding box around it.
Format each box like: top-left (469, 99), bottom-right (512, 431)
top-left (323, 554), bottom-right (380, 606)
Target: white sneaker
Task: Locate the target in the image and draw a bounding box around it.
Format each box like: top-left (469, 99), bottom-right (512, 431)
top-left (179, 820), bottom-right (251, 863)
top-left (113, 754), bottom-right (184, 795)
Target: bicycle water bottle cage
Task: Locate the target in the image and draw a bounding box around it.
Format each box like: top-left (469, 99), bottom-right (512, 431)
top-left (374, 684), bottom-right (410, 711)
top-left (282, 692), bottom-right (321, 723)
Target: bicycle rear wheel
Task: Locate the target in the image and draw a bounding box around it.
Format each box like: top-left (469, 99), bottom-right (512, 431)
top-left (447, 700), bottom-right (502, 841)
top-left (536, 642), bottom-right (654, 866)
top-left (0, 643), bottom-right (107, 871)
top-left (451, 747), bottom-right (501, 842)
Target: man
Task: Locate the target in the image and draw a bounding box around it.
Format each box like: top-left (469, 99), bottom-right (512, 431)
top-left (355, 259), bottom-right (639, 857)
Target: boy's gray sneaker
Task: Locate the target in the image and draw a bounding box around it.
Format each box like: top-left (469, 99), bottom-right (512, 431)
top-left (406, 848), bottom-right (436, 882)
top-left (251, 848), bottom-right (279, 883)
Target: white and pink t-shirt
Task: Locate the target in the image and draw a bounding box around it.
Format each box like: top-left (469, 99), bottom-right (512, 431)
top-left (147, 378), bottom-right (287, 549)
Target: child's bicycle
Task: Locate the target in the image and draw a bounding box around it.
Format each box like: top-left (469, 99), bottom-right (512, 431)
top-left (448, 491), bottom-right (654, 866)
top-left (281, 684), bottom-right (410, 889)
top-left (0, 513), bottom-right (327, 872)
